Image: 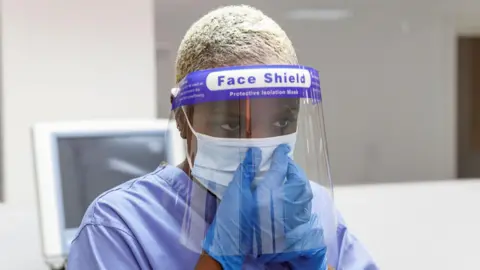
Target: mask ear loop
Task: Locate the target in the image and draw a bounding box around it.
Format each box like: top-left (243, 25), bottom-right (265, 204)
top-left (179, 100), bottom-right (219, 196)
top-left (172, 87), bottom-right (196, 173)
top-left (180, 106), bottom-right (197, 172)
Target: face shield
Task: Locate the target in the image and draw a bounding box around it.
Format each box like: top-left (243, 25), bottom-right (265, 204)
top-left (168, 65), bottom-right (339, 266)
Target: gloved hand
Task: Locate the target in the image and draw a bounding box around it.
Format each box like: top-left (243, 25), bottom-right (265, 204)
top-left (202, 148), bottom-right (261, 270)
top-left (258, 222), bottom-right (327, 269)
top-left (254, 144), bottom-right (327, 269)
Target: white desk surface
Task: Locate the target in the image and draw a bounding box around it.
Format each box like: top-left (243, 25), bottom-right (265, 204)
top-left (334, 180), bottom-right (480, 270)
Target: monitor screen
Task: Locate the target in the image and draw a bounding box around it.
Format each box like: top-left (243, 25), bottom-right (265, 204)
top-left (57, 133), bottom-right (166, 229)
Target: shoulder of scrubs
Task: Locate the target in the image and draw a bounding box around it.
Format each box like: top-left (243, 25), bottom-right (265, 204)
top-left (67, 223), bottom-right (145, 270)
top-left (67, 174), bottom-right (155, 270)
top-left (310, 183), bottom-right (378, 270)
top-left (67, 165), bottom-right (194, 270)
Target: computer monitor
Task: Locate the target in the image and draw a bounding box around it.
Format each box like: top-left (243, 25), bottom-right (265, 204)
top-left (31, 119), bottom-right (185, 265)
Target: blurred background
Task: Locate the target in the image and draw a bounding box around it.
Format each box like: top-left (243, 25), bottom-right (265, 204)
top-left (0, 0), bottom-right (479, 269)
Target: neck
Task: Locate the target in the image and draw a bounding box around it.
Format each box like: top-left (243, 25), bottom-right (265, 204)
top-left (177, 159), bottom-right (217, 198)
top-left (177, 159), bottom-right (192, 178)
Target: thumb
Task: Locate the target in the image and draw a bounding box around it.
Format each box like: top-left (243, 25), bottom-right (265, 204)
top-left (258, 144), bottom-right (290, 190)
top-left (231, 147), bottom-right (262, 191)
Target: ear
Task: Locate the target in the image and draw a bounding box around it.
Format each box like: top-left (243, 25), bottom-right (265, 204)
top-left (172, 94), bottom-right (187, 139)
top-left (175, 111), bottom-right (187, 139)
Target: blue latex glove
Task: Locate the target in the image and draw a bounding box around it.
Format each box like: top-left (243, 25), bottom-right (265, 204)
top-left (258, 222), bottom-right (327, 269)
top-left (202, 148), bottom-right (261, 270)
top-left (254, 144), bottom-right (327, 269)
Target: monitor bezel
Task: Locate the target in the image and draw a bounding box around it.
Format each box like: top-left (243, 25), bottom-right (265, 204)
top-left (31, 119), bottom-right (185, 261)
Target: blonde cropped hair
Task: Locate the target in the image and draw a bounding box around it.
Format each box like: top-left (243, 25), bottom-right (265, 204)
top-left (175, 5), bottom-right (298, 83)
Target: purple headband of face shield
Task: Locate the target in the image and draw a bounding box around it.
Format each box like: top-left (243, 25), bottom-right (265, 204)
top-left (171, 65), bottom-right (321, 110)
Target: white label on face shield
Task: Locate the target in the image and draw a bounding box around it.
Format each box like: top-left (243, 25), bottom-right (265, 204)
top-left (206, 68), bottom-right (312, 91)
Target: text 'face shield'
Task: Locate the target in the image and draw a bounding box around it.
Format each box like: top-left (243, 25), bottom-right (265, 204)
top-left (168, 65), bottom-right (338, 266)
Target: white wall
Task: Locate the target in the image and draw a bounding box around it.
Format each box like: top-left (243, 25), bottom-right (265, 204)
top-left (335, 180), bottom-right (480, 270)
top-left (0, 1), bottom-right (156, 269)
top-left (285, 10), bottom-right (457, 185)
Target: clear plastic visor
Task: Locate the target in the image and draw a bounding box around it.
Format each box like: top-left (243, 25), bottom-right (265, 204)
top-left (166, 65), bottom-right (339, 266)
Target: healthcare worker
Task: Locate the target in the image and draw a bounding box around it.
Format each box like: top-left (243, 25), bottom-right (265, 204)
top-left (67, 5), bottom-right (378, 270)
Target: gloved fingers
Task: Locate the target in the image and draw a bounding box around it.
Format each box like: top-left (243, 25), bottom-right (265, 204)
top-left (287, 227), bottom-right (328, 270)
top-left (283, 216), bottom-right (325, 252)
top-left (288, 249), bottom-right (328, 270)
top-left (283, 182), bottom-right (314, 208)
top-left (253, 199), bottom-right (313, 254)
top-left (256, 251), bottom-right (298, 264)
top-left (286, 158), bottom-right (308, 183)
top-left (282, 200), bottom-right (312, 230)
top-left (285, 158), bottom-right (313, 200)
top-left (253, 191), bottom-right (287, 255)
top-left (256, 219), bottom-right (326, 264)
top-left (282, 177), bottom-right (312, 200)
top-left (253, 203), bottom-right (315, 258)
top-left (230, 147), bottom-right (261, 191)
top-left (257, 144), bottom-right (290, 190)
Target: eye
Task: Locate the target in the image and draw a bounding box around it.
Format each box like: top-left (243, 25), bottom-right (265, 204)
top-left (220, 123), bottom-right (240, 131)
top-left (273, 120), bottom-right (290, 128)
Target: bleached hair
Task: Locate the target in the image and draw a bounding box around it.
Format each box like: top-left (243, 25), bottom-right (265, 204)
top-left (175, 5), bottom-right (298, 83)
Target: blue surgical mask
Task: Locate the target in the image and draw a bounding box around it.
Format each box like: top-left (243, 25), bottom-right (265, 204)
top-left (189, 131), bottom-right (297, 199)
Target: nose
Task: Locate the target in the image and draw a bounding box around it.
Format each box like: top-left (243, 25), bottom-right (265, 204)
top-left (250, 126), bottom-right (275, 138)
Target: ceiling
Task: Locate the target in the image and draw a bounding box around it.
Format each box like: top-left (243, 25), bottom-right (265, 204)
top-left (154, 0), bottom-right (480, 49)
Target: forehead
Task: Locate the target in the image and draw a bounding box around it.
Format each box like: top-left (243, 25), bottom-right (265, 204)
top-left (192, 98), bottom-right (299, 114)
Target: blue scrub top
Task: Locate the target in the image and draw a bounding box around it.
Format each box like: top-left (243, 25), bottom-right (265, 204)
top-left (67, 165), bottom-right (378, 269)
